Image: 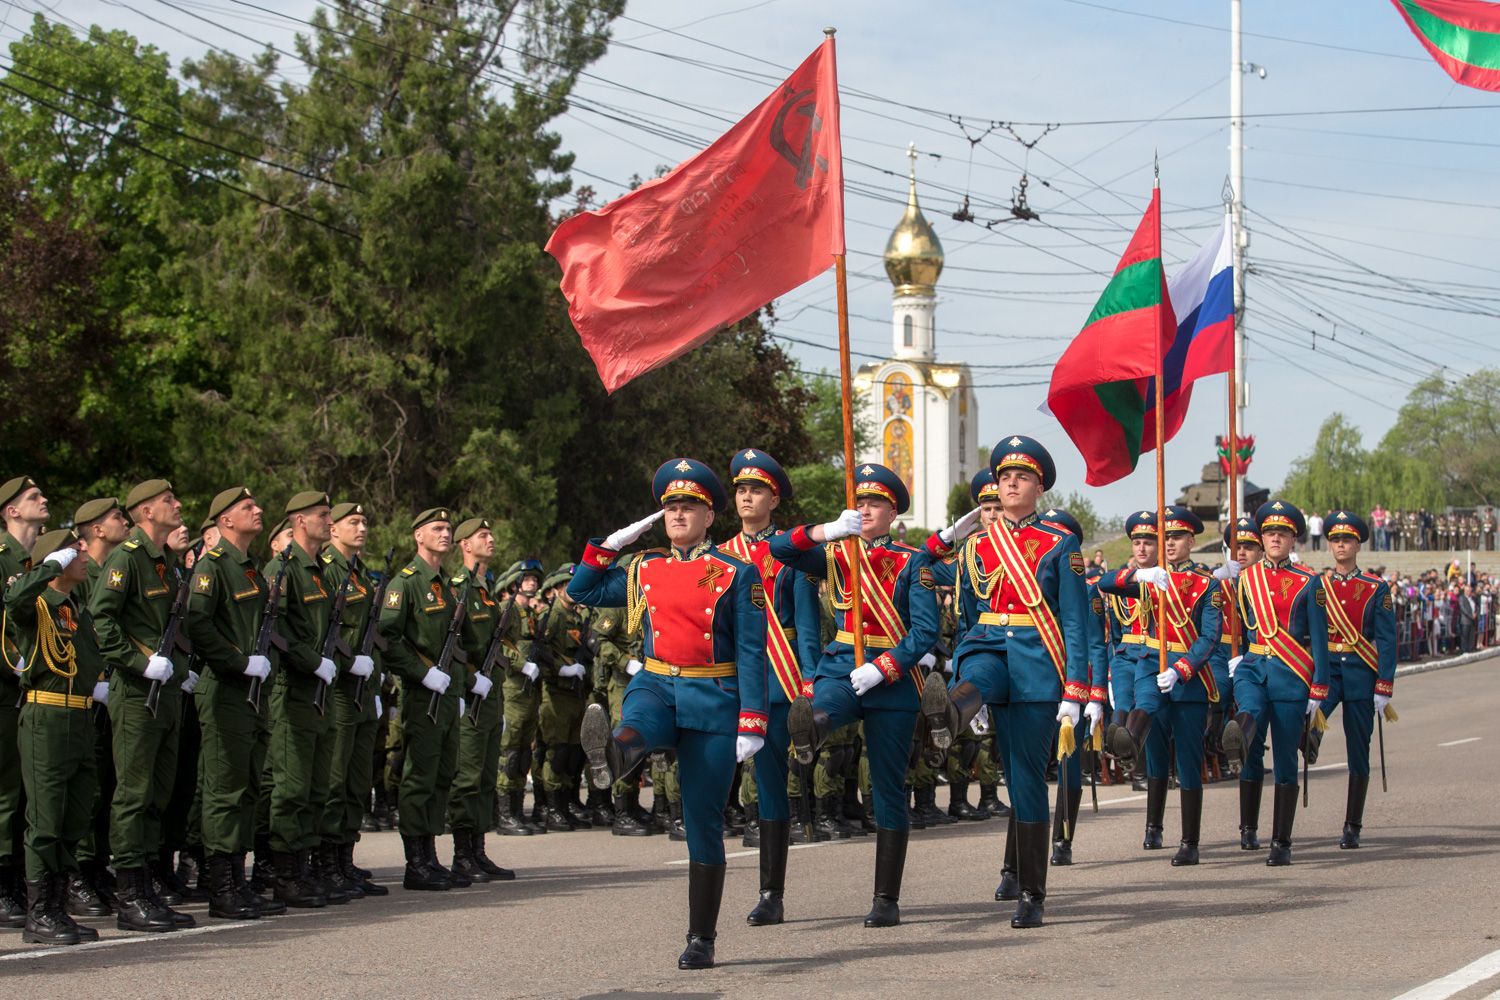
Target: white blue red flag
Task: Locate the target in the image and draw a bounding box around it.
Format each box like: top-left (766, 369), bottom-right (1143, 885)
top-left (1148, 215), bottom-right (1235, 444)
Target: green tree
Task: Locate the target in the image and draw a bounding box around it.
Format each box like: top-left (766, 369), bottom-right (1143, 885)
top-left (1281, 413), bottom-right (1370, 514)
top-left (1042, 489), bottom-right (1101, 542)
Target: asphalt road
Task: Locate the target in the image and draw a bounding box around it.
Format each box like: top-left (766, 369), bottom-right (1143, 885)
top-left (3, 656), bottom-right (1498, 1000)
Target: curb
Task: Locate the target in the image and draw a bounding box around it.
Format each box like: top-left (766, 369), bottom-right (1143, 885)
top-left (1395, 646), bottom-right (1500, 679)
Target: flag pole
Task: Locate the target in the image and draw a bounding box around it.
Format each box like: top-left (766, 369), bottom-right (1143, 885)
top-left (1153, 167), bottom-right (1169, 685)
top-left (1226, 312), bottom-right (1241, 657)
top-left (835, 252), bottom-right (867, 669)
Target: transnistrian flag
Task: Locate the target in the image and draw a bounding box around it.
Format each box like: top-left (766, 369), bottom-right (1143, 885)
top-left (1045, 188), bottom-right (1175, 487)
top-left (546, 38), bottom-right (845, 392)
top-left (1389, 0), bottom-right (1500, 91)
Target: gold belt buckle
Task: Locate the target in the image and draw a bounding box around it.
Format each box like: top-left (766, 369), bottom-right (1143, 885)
top-left (669, 664), bottom-right (681, 677)
top-left (997, 613), bottom-right (1009, 625)
top-left (1334, 642), bottom-right (1346, 653)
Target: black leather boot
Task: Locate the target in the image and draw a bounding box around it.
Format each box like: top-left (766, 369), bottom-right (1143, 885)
top-left (341, 842), bottom-right (388, 896)
top-left (114, 866), bottom-right (176, 932)
top-left (206, 853), bottom-right (258, 920)
top-left (272, 849), bottom-right (326, 908)
top-left (921, 680), bottom-right (984, 755)
top-left (977, 784), bottom-right (1009, 819)
top-left (948, 780), bottom-right (983, 821)
top-left (251, 834), bottom-right (273, 893)
top-left (1222, 711), bottom-right (1257, 766)
top-left (581, 705), bottom-right (650, 791)
top-left (401, 834), bottom-right (449, 891)
top-left (1110, 708), bottom-right (1152, 774)
top-left (906, 787), bottom-right (926, 830)
top-left (1171, 788), bottom-right (1202, 866)
top-left (472, 832), bottom-right (514, 881)
top-left (1011, 821), bottom-right (1050, 928)
top-left (1239, 780), bottom-right (1263, 850)
top-left (995, 815), bottom-right (1019, 900)
top-left (426, 835), bottom-right (468, 887)
top-left (175, 847), bottom-right (208, 903)
top-left (150, 853), bottom-right (183, 906)
top-left (816, 795), bottom-right (851, 840)
top-left (1051, 782), bottom-right (1083, 865)
top-left (1340, 774), bottom-right (1369, 849)
top-left (746, 819), bottom-right (789, 926)
top-left (920, 785), bottom-right (955, 826)
top-left (668, 800), bottom-right (688, 842)
top-left (1266, 782), bottom-right (1298, 866)
top-left (541, 785), bottom-right (576, 832)
top-left (678, 862), bottom-right (726, 970)
top-left (54, 874), bottom-right (97, 941)
top-left (863, 827), bottom-right (908, 928)
top-left (235, 853), bottom-right (286, 915)
top-left (588, 785), bottom-right (616, 828)
top-left (23, 874), bottom-right (79, 946)
top-left (496, 789), bottom-right (533, 836)
top-left (787, 696), bottom-right (830, 766)
top-left (0, 866), bottom-right (26, 930)
top-left (66, 866), bottom-right (111, 917)
top-left (613, 793), bottom-right (652, 837)
top-left (317, 843), bottom-right (357, 902)
top-left (143, 862), bottom-right (195, 927)
top-left (739, 803), bottom-right (760, 847)
top-left (451, 829), bottom-right (491, 884)
top-left (1143, 777), bottom-right (1167, 849)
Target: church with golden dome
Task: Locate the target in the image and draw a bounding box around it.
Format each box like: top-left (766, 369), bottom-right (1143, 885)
top-left (855, 144), bottom-right (978, 531)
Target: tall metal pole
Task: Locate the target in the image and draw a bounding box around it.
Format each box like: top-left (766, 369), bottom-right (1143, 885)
top-left (1230, 0), bottom-right (1248, 520)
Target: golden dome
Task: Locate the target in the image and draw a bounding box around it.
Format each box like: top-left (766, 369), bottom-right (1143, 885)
top-left (883, 143), bottom-right (944, 294)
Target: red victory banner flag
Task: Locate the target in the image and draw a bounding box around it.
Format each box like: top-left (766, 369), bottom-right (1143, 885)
top-left (1045, 188), bottom-right (1175, 487)
top-left (545, 37), bottom-right (845, 392)
top-left (1389, 0), bottom-right (1500, 91)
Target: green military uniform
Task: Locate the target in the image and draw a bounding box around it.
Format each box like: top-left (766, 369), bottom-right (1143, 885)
top-left (70, 534), bottom-right (117, 914)
top-left (9, 532), bottom-right (105, 944)
top-left (0, 512), bottom-right (34, 925)
top-left (536, 573), bottom-right (592, 832)
top-left (495, 572), bottom-right (544, 836)
top-left (592, 600), bottom-right (651, 834)
top-left (378, 507), bottom-right (465, 890)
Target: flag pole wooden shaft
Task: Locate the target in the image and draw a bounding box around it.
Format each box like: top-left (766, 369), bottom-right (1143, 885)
top-left (835, 254), bottom-right (866, 668)
top-left (1227, 361), bottom-right (1241, 656)
top-left (1156, 353), bottom-right (1168, 681)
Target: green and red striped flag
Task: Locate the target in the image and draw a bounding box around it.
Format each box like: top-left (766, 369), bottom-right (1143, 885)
top-left (1390, 0), bottom-right (1500, 91)
top-left (1045, 188), bottom-right (1175, 487)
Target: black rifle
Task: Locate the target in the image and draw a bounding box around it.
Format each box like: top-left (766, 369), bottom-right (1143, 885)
top-left (145, 541), bottom-right (205, 719)
top-left (352, 548), bottom-right (395, 706)
top-left (522, 595), bottom-right (565, 694)
top-left (425, 577), bottom-right (471, 722)
top-left (246, 544), bottom-right (296, 714)
top-left (313, 561), bottom-right (358, 716)
top-left (465, 591), bottom-right (520, 725)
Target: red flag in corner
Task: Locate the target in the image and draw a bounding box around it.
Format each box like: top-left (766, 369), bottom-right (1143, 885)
top-left (545, 38), bottom-right (844, 392)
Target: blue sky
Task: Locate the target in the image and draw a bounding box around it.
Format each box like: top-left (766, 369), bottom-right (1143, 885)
top-left (36, 1), bottom-right (1500, 518)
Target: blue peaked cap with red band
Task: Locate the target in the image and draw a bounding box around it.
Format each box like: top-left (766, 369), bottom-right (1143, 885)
top-left (652, 458), bottom-right (727, 512)
top-left (853, 462), bottom-right (910, 515)
top-left (729, 448), bottom-right (793, 500)
top-left (1255, 499), bottom-right (1306, 537)
top-left (970, 468), bottom-right (999, 506)
top-left (1041, 507), bottom-right (1083, 540)
top-left (991, 435), bottom-right (1057, 491)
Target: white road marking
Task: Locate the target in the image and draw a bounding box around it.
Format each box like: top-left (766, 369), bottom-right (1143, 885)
top-left (1391, 946), bottom-right (1500, 1000)
top-left (1438, 737), bottom-right (1481, 747)
top-left (0, 919), bottom-right (257, 962)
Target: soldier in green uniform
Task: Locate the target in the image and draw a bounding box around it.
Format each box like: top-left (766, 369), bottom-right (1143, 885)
top-left (262, 491), bottom-right (340, 908)
top-left (535, 566), bottom-right (593, 832)
top-left (90, 480), bottom-right (195, 931)
top-left (592, 597), bottom-right (651, 835)
top-left (317, 502), bottom-right (387, 898)
top-left (379, 507), bottom-right (468, 891)
top-left (66, 496), bottom-right (129, 918)
top-left (186, 487), bottom-right (288, 920)
top-left (445, 517), bottom-right (512, 883)
top-left (495, 561), bottom-right (546, 836)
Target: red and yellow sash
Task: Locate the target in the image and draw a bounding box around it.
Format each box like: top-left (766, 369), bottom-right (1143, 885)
top-left (829, 539), bottom-right (923, 694)
top-left (721, 534), bottom-right (804, 701)
top-left (985, 522), bottom-right (1067, 684)
top-left (1321, 578), bottom-right (1379, 673)
top-left (1240, 564), bottom-right (1315, 688)
top-left (1157, 572), bottom-right (1218, 702)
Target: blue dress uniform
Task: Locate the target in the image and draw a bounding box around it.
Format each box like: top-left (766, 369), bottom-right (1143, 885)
top-left (1099, 506), bottom-right (1223, 865)
top-left (772, 463), bottom-right (939, 929)
top-left (572, 459), bottom-right (767, 971)
top-left (1217, 516), bottom-right (1269, 850)
top-left (717, 448), bottom-right (820, 927)
top-left (1231, 500), bottom-right (1330, 866)
top-left (921, 437), bottom-right (1090, 930)
top-left (1315, 511), bottom-right (1396, 849)
top-left (1104, 511), bottom-right (1157, 742)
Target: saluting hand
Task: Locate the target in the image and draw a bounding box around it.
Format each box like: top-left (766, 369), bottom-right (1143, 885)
top-left (604, 510), bottom-right (665, 551)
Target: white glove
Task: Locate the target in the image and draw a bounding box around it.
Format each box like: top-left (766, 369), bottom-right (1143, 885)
top-left (1289, 552), bottom-right (1302, 564)
top-left (820, 509), bottom-right (863, 542)
top-left (422, 666), bottom-right (451, 694)
top-left (374, 695), bottom-right (384, 718)
top-left (143, 655), bottom-right (173, 683)
top-left (314, 658), bottom-right (337, 686)
top-left (349, 655), bottom-right (374, 679)
top-left (1213, 561), bottom-right (1242, 581)
top-left (92, 680), bottom-right (109, 705)
top-left (458, 697), bottom-right (466, 716)
top-left (1306, 698), bottom-right (1320, 718)
top-left (1227, 655), bottom-right (1243, 678)
top-left (521, 661), bottom-right (540, 682)
top-left (43, 546), bottom-right (77, 569)
top-left (970, 704), bottom-right (991, 735)
top-left (559, 662), bottom-right (587, 680)
top-left (917, 652), bottom-right (937, 670)
top-left (1083, 701), bottom-right (1104, 729)
top-left (1157, 667), bottom-right (1179, 693)
top-left (849, 662), bottom-right (885, 696)
top-left (11, 656), bottom-right (21, 675)
top-left (626, 658), bottom-right (644, 676)
top-left (244, 655), bottom-right (271, 681)
top-left (1374, 693), bottom-right (1391, 714)
top-left (603, 509), bottom-right (665, 551)
top-left (736, 734), bottom-right (764, 762)
top-left (472, 673), bottom-right (493, 700)
top-left (1056, 700), bottom-right (1081, 726)
top-left (181, 670), bottom-right (200, 694)
top-left (1135, 566), bottom-right (1170, 591)
top-left (939, 506), bottom-right (984, 547)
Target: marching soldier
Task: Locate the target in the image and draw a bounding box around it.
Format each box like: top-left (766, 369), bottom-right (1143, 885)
top-left (717, 448), bottom-right (820, 926)
top-left (1217, 516), bottom-right (1266, 849)
top-left (1224, 500), bottom-right (1330, 866)
top-left (378, 507), bottom-right (468, 891)
top-left (90, 479), bottom-right (194, 931)
top-left (536, 565), bottom-right (593, 832)
top-left (921, 437), bottom-right (1089, 929)
top-left (317, 502), bottom-right (386, 897)
top-left (445, 517), bottom-right (510, 882)
top-left (495, 559), bottom-right (545, 837)
top-left (9, 530), bottom-right (104, 945)
top-left (775, 462), bottom-right (940, 929)
top-left (1100, 505), bottom-right (1222, 865)
top-left (1312, 511), bottom-right (1396, 849)
top-left (574, 458), bottom-right (768, 970)
top-left (1104, 511), bottom-right (1157, 775)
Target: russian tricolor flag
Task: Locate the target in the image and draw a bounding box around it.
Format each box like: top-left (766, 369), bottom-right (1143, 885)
top-left (1146, 216), bottom-right (1236, 445)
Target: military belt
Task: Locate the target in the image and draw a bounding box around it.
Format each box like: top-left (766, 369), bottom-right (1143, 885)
top-left (644, 658), bottom-right (735, 679)
top-left (27, 690), bottom-right (93, 710)
top-left (978, 612), bottom-right (1036, 628)
top-left (1145, 637), bottom-right (1189, 654)
top-left (1247, 643), bottom-right (1274, 656)
top-left (1120, 633), bottom-right (1146, 645)
top-left (834, 631), bottom-right (897, 648)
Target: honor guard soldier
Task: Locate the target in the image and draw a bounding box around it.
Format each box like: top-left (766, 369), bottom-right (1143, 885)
top-left (8, 530), bottom-right (104, 944)
top-left (718, 448), bottom-right (820, 927)
top-left (379, 507), bottom-right (469, 891)
top-left (317, 502), bottom-right (386, 897)
top-left (1313, 511), bottom-right (1396, 849)
top-left (445, 517), bottom-right (510, 883)
top-left (774, 462), bottom-right (940, 930)
top-left (90, 479), bottom-right (195, 931)
top-left (1228, 500), bottom-right (1330, 866)
top-left (920, 437), bottom-right (1090, 929)
top-left (1104, 511), bottom-right (1157, 766)
top-left (185, 487), bottom-right (287, 920)
top-left (574, 458), bottom-right (768, 971)
top-left (1216, 516), bottom-right (1266, 848)
top-left (1100, 505), bottom-right (1223, 865)
top-left (495, 559), bottom-right (545, 836)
